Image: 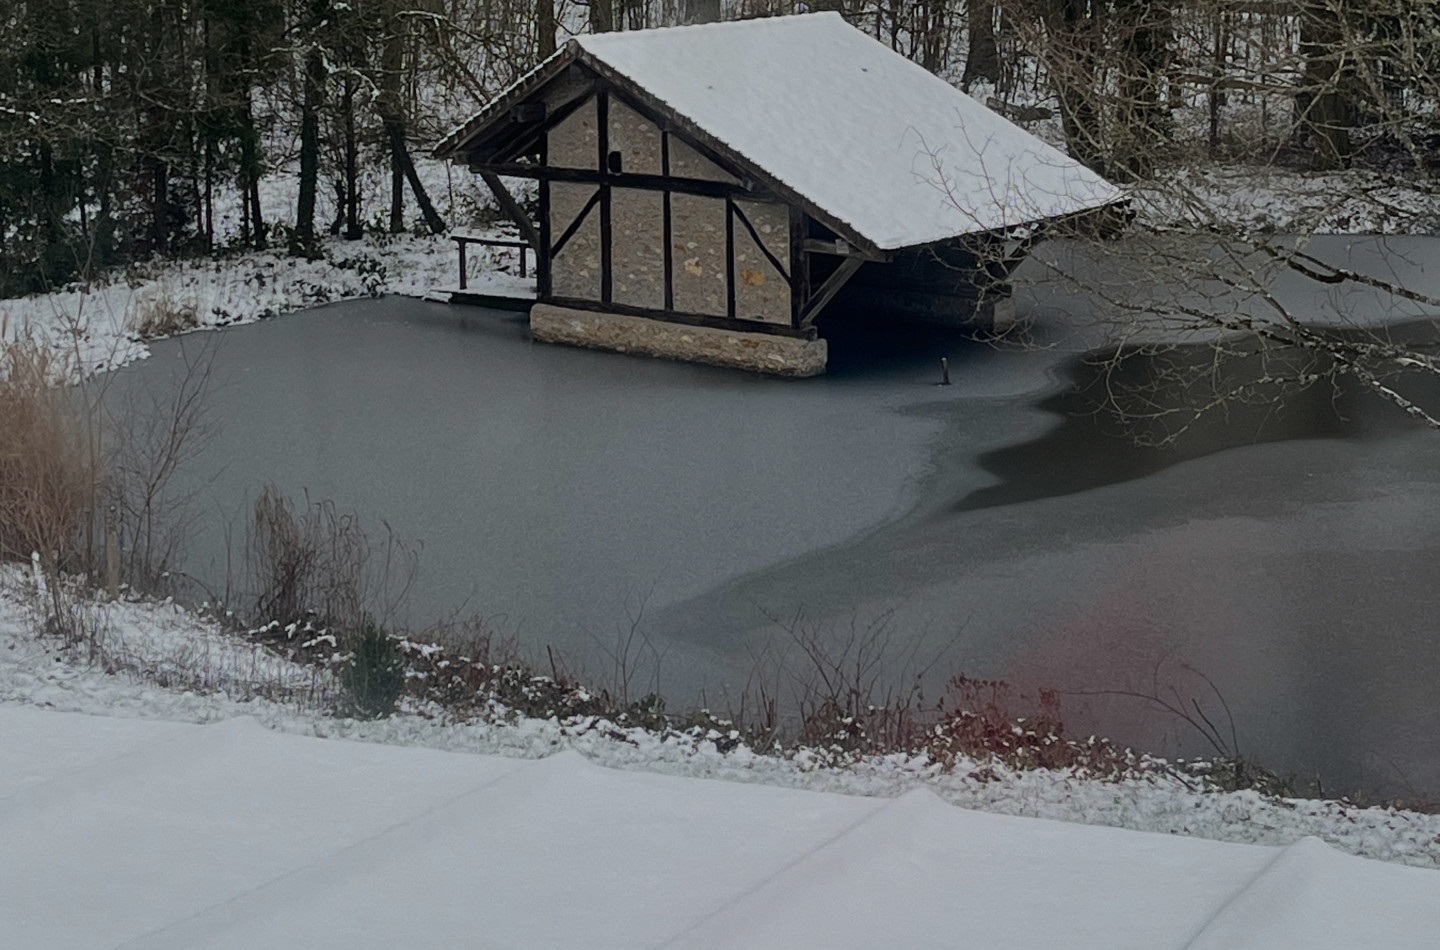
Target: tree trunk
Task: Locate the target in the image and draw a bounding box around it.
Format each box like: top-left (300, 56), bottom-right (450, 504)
top-left (536, 0), bottom-right (557, 58)
top-left (293, 41), bottom-right (324, 256)
top-left (390, 154), bottom-right (404, 233)
top-left (384, 117), bottom-right (445, 234)
top-left (680, 0), bottom-right (719, 24)
top-left (381, 19), bottom-right (404, 231)
top-left (1299, 1), bottom-right (1353, 169)
top-left (377, 8), bottom-right (443, 234)
top-left (240, 140), bottom-right (264, 249)
top-left (1114, 0), bottom-right (1171, 178)
top-left (589, 0), bottom-right (613, 33)
top-left (962, 0), bottom-right (1000, 89)
top-left (148, 156), bottom-right (169, 255)
top-left (342, 74), bottom-right (361, 240)
top-left (1045, 0), bottom-right (1106, 176)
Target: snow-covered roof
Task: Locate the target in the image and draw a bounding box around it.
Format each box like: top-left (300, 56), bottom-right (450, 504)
top-left (7, 705), bottom-right (1439, 950)
top-left (437, 13), bottom-right (1123, 252)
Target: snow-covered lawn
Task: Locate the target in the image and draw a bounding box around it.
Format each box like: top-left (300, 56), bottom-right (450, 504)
top-left (4, 703), bottom-right (1438, 949)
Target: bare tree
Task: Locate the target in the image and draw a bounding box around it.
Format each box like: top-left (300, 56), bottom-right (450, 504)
top-left (964, 0), bottom-right (1440, 434)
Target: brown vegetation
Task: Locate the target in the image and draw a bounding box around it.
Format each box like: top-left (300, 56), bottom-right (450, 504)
top-left (0, 342), bottom-right (99, 574)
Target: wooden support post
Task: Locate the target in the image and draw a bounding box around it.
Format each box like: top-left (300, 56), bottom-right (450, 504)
top-left (662, 133), bottom-right (674, 311)
top-left (789, 207), bottom-right (809, 329)
top-left (798, 256), bottom-right (863, 328)
top-left (457, 239), bottom-right (468, 290)
top-left (597, 91), bottom-right (612, 305)
top-left (725, 197), bottom-right (736, 320)
top-left (480, 171), bottom-right (542, 252)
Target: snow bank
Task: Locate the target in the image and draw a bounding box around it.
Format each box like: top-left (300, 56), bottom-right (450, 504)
top-left (0, 157), bottom-right (526, 379)
top-left (2, 705), bottom-right (1437, 950)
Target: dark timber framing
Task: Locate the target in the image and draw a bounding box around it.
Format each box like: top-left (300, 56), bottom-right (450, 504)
top-left (479, 172), bottom-right (540, 251)
top-left (597, 90), bottom-right (613, 305)
top-left (661, 131), bottom-right (674, 312)
top-left (439, 51), bottom-right (900, 337)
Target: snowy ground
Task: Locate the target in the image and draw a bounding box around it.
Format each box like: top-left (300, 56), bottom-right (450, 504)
top-left (6, 704), bottom-right (1439, 950)
top-left (0, 157), bottom-right (530, 377)
top-left (3, 567), bottom-right (1438, 873)
top-left (1133, 163), bottom-right (1440, 235)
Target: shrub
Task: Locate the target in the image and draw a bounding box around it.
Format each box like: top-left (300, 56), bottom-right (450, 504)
top-left (339, 621), bottom-right (405, 718)
top-left (925, 675), bottom-right (1136, 778)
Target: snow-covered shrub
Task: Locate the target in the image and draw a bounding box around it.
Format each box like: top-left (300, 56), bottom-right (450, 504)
top-left (331, 254), bottom-right (387, 297)
top-left (923, 676), bottom-right (1134, 778)
top-left (125, 285), bottom-right (200, 340)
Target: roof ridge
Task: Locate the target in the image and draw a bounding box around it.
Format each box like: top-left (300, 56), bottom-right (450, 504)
top-left (576, 10), bottom-right (841, 46)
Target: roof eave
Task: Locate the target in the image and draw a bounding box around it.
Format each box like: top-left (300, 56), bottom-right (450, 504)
top-left (875, 189), bottom-right (1131, 252)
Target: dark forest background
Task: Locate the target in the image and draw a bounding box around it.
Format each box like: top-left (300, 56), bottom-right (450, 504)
top-left (2, 0), bottom-right (1436, 297)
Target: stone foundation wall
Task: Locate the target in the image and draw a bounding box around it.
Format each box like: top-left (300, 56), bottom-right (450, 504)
top-left (531, 304), bottom-right (827, 377)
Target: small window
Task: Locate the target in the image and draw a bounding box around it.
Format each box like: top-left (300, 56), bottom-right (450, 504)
top-left (607, 150), bottom-right (624, 174)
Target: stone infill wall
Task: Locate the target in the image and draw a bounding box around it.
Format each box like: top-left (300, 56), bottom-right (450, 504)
top-left (546, 96), bottom-right (792, 325)
top-left (531, 304), bottom-right (827, 377)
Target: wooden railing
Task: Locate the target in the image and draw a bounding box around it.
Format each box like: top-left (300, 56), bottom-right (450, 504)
top-left (452, 233), bottom-right (531, 290)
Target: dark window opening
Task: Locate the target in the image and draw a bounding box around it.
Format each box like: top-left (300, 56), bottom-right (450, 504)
top-left (607, 150), bottom-right (624, 174)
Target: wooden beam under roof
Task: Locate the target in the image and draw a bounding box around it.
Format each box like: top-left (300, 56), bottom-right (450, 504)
top-left (798, 256), bottom-right (864, 329)
top-left (479, 172), bottom-right (541, 251)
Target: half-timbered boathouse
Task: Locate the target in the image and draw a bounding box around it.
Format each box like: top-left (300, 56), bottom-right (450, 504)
top-left (435, 12), bottom-right (1121, 376)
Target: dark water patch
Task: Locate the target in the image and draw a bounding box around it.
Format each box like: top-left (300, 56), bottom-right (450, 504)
top-left (957, 319), bottom-right (1440, 512)
top-left (817, 310), bottom-right (1001, 379)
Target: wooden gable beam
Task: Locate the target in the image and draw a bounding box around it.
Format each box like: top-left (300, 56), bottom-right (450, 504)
top-left (480, 88), bottom-right (597, 167)
top-left (801, 238), bottom-right (889, 262)
top-left (471, 163), bottom-right (772, 200)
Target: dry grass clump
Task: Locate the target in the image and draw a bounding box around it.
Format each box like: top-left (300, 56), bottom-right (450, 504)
top-left (0, 340), bottom-right (100, 571)
top-left (248, 486), bottom-right (371, 630)
top-left (126, 286), bottom-right (200, 340)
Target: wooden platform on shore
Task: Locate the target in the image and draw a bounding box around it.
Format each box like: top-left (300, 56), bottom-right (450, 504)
top-left (426, 274), bottom-right (537, 313)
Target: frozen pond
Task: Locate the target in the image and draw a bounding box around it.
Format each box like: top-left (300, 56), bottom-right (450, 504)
top-left (108, 235), bottom-right (1440, 799)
